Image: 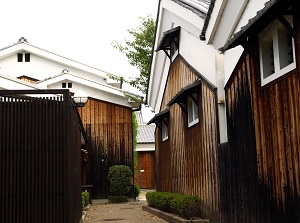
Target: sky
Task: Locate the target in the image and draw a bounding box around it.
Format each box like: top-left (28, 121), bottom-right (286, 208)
top-left (0, 0), bottom-right (159, 121)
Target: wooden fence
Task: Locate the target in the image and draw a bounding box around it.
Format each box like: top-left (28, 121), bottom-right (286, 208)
top-left (0, 90), bottom-right (82, 223)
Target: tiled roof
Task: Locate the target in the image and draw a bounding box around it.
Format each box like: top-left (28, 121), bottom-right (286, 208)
top-left (137, 124), bottom-right (155, 144)
top-left (219, 0), bottom-right (290, 52)
top-left (173, 0), bottom-right (209, 18)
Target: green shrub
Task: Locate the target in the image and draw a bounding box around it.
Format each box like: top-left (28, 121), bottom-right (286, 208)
top-left (169, 195), bottom-right (201, 219)
top-left (146, 191), bottom-right (201, 220)
top-left (82, 194), bottom-right (86, 209)
top-left (108, 165), bottom-right (132, 196)
top-left (134, 184), bottom-right (140, 198)
top-left (82, 191), bottom-right (89, 208)
top-left (108, 195), bottom-right (128, 203)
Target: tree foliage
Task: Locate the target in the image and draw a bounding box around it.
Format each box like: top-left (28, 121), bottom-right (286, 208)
top-left (109, 15), bottom-right (155, 97)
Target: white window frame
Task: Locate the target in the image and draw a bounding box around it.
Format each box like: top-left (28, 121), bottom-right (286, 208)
top-left (187, 93), bottom-right (199, 127)
top-left (161, 118), bottom-right (168, 141)
top-left (259, 16), bottom-right (295, 86)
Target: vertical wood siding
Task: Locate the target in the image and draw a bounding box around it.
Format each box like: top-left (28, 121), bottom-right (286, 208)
top-left (0, 91), bottom-right (81, 223)
top-left (155, 56), bottom-right (220, 221)
top-left (78, 97), bottom-right (133, 198)
top-left (223, 52), bottom-right (300, 222)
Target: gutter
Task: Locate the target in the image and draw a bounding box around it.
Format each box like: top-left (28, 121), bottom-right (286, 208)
top-left (200, 0), bottom-right (216, 40)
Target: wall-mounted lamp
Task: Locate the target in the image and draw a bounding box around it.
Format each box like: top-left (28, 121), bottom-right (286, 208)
top-left (72, 90), bottom-right (88, 107)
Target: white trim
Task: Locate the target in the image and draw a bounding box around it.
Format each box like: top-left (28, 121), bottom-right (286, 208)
top-left (162, 120), bottom-right (169, 141)
top-left (187, 94), bottom-right (199, 127)
top-left (259, 17), bottom-right (296, 86)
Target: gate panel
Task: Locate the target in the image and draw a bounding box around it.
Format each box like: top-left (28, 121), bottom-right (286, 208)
top-left (0, 90), bottom-right (82, 223)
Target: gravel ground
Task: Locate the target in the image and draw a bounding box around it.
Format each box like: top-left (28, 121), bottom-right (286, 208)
top-left (83, 200), bottom-right (167, 223)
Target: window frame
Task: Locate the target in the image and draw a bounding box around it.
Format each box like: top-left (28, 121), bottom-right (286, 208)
top-left (187, 92), bottom-right (199, 128)
top-left (259, 17), bottom-right (295, 86)
top-left (161, 117), bottom-right (169, 142)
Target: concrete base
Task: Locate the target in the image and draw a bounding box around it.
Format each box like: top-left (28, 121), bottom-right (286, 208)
top-left (142, 205), bottom-right (210, 223)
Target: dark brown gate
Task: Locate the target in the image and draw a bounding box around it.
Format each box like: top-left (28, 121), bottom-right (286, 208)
top-left (0, 90), bottom-right (82, 223)
top-left (136, 151), bottom-right (155, 189)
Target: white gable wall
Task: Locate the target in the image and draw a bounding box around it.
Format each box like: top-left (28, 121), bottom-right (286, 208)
top-left (148, 0), bottom-right (216, 113)
top-left (0, 40), bottom-right (135, 108)
top-left (0, 52), bottom-right (107, 84)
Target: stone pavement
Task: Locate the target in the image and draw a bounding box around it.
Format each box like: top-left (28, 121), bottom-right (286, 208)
top-left (83, 190), bottom-right (167, 223)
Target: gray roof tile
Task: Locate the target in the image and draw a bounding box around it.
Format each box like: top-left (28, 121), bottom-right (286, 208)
top-left (137, 125), bottom-right (155, 143)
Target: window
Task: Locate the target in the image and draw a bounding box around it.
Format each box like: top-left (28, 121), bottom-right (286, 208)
top-left (156, 26), bottom-right (180, 63)
top-left (17, 53), bottom-right (23, 62)
top-left (17, 53), bottom-right (31, 62)
top-left (62, 82), bottom-right (72, 88)
top-left (259, 16), bottom-right (295, 86)
top-left (170, 36), bottom-right (179, 61)
top-left (167, 80), bottom-right (201, 128)
top-left (162, 117), bottom-right (168, 141)
top-left (25, 53), bottom-right (30, 62)
top-left (187, 93), bottom-right (199, 127)
top-left (147, 108), bottom-right (170, 142)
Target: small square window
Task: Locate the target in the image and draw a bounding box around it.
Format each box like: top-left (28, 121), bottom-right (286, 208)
top-left (68, 83), bottom-right (72, 88)
top-left (17, 53), bottom-right (23, 62)
top-left (187, 93), bottom-right (199, 127)
top-left (62, 83), bottom-right (66, 88)
top-left (25, 53), bottom-right (30, 62)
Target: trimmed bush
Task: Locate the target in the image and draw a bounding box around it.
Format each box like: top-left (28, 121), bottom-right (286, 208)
top-left (82, 192), bottom-right (89, 208)
top-left (108, 195), bottom-right (128, 203)
top-left (169, 195), bottom-right (201, 219)
top-left (108, 165), bottom-right (132, 196)
top-left (134, 184), bottom-right (140, 198)
top-left (146, 191), bottom-right (201, 220)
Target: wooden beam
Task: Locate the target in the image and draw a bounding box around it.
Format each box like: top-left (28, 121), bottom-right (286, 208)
top-left (277, 15), bottom-right (295, 38)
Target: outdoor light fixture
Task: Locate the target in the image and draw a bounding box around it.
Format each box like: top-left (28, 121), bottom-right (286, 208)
top-left (72, 90), bottom-right (88, 107)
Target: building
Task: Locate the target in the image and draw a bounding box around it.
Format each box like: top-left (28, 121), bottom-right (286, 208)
top-left (0, 37), bottom-right (141, 199)
top-left (147, 0), bottom-right (300, 222)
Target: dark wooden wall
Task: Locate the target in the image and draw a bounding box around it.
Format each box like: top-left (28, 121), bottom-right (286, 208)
top-left (0, 90), bottom-right (82, 223)
top-left (78, 97), bottom-right (133, 199)
top-left (222, 52), bottom-right (300, 222)
top-left (155, 56), bottom-right (220, 221)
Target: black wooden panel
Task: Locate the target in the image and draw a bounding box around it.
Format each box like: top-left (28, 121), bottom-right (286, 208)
top-left (0, 90), bottom-right (81, 223)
